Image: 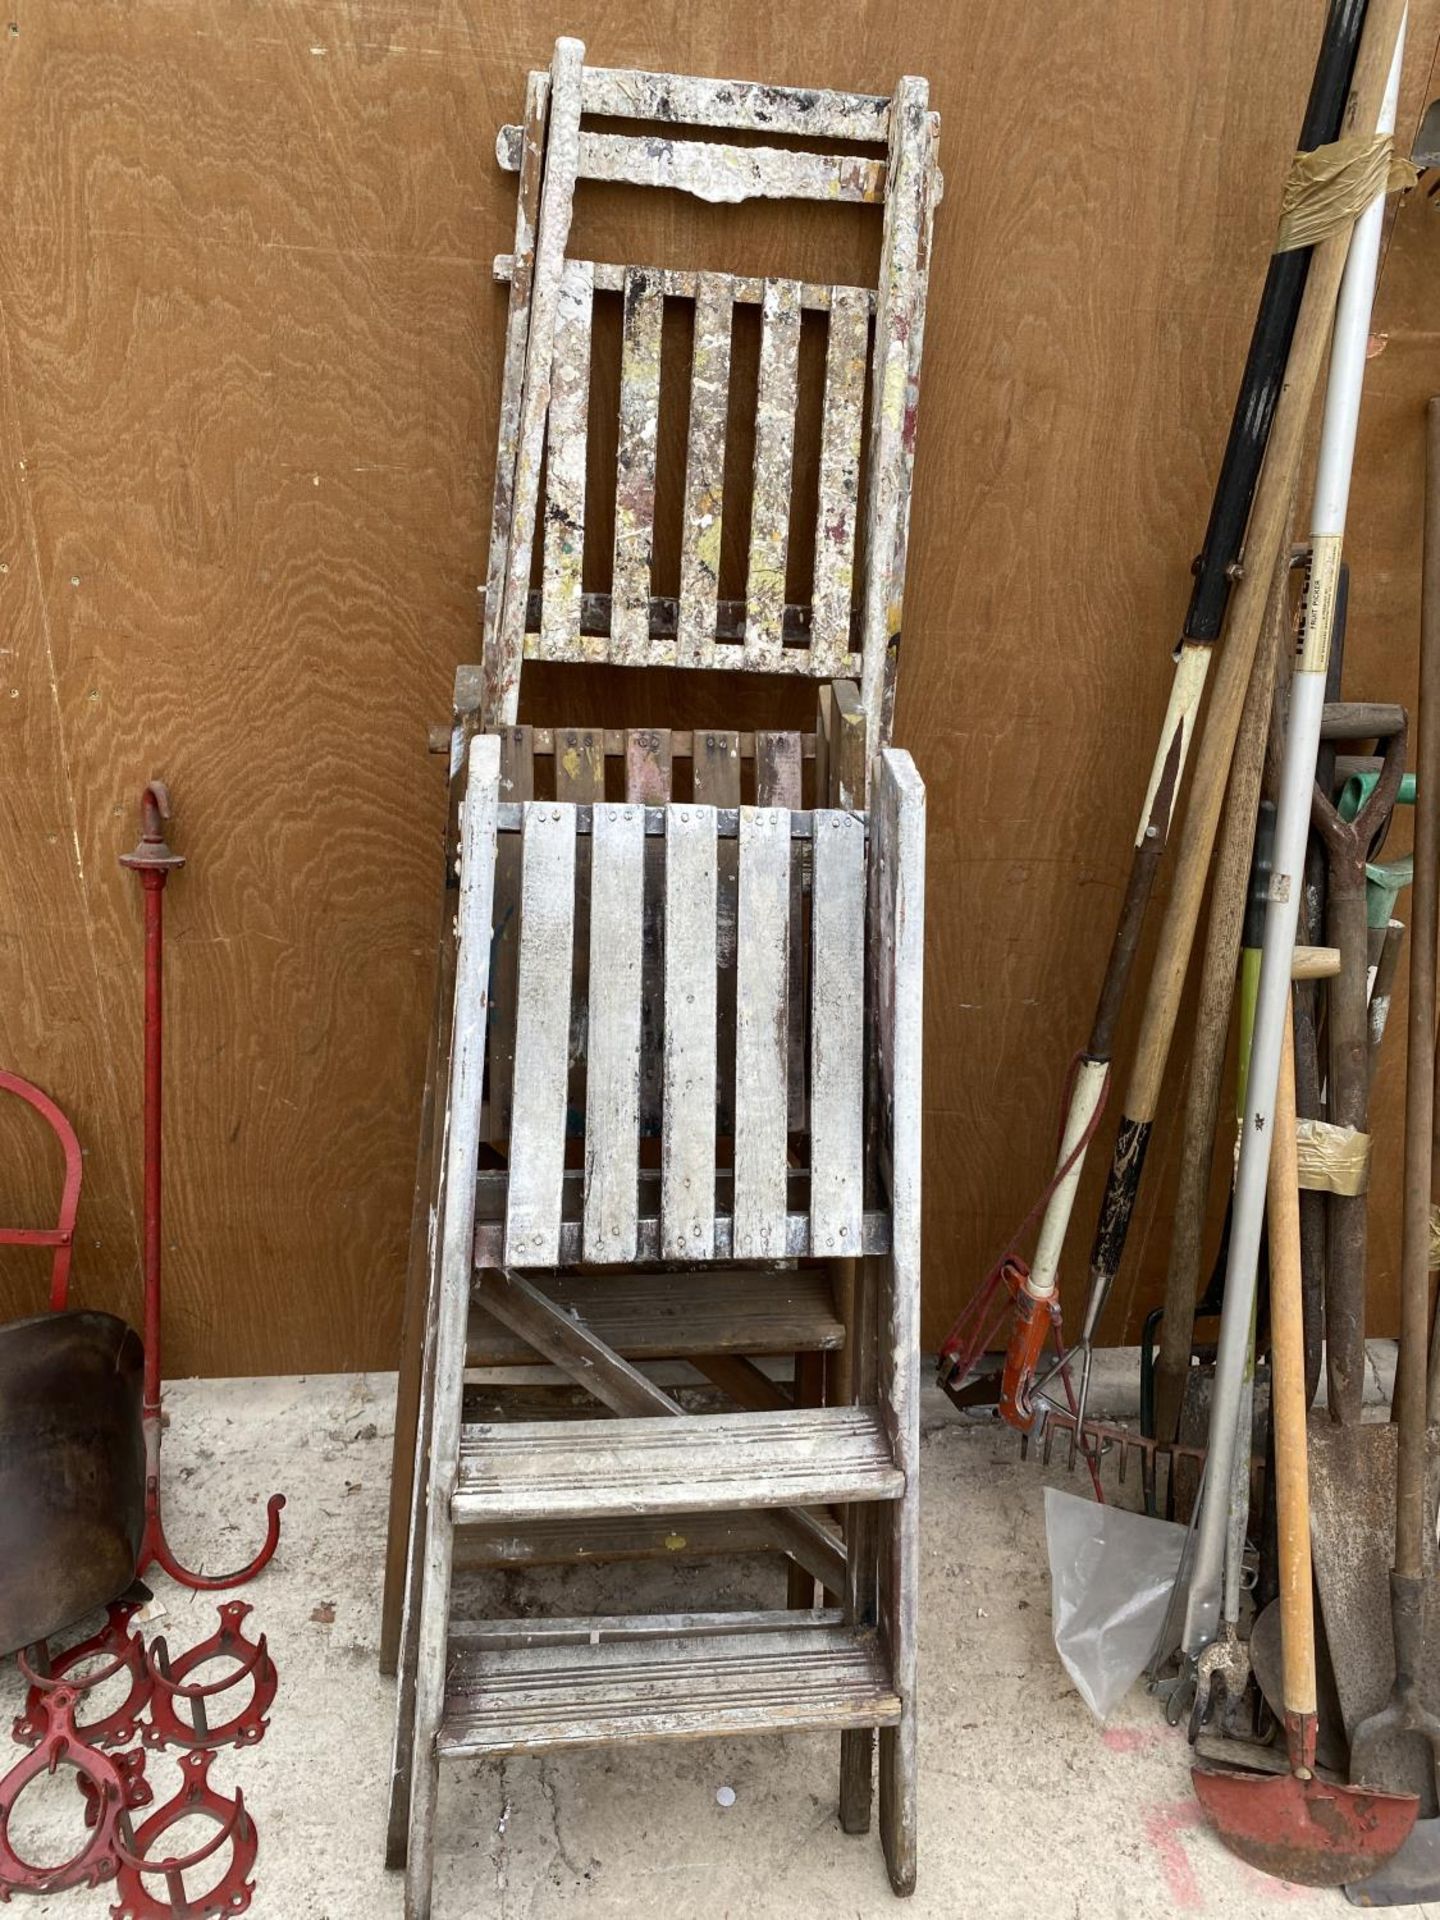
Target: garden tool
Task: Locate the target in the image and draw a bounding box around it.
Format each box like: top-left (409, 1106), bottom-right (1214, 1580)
top-left (0, 1074), bottom-right (144, 1657)
top-left (1177, 4), bottom-right (1407, 1679)
top-left (1338, 396), bottom-right (1440, 1908)
top-left (938, 0), bottom-right (1372, 1429)
top-left (1296, 583), bottom-right (1351, 1408)
top-left (1023, 0), bottom-right (1412, 1441)
top-left (1192, 1005), bottom-right (1418, 1885)
top-left (1365, 858), bottom-right (1410, 1086)
top-left (119, 783), bottom-right (285, 1589)
top-left (1311, 714), bottom-right (1407, 1422)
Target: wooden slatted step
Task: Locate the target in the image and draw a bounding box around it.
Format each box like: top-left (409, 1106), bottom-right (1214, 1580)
top-left (466, 1270), bottom-right (844, 1366)
top-left (452, 1406), bottom-right (900, 1523)
top-left (438, 1616), bottom-right (899, 1758)
top-left (454, 1510), bottom-right (831, 1572)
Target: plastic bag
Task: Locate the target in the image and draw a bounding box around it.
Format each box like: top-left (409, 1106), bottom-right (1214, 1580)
top-left (1044, 1485), bottom-right (1188, 1721)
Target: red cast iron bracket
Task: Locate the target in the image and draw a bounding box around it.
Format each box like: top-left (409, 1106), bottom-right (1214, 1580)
top-left (14, 1603), bottom-right (154, 1751)
top-left (110, 1751), bottom-right (257, 1920)
top-left (142, 1604), bottom-right (277, 1752)
top-left (0, 1070), bottom-right (83, 1312)
top-left (0, 1687), bottom-right (127, 1899)
top-left (120, 783), bottom-right (285, 1590)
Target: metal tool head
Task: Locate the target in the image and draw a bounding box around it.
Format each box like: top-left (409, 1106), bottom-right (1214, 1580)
top-left (1193, 1750), bottom-right (1418, 1887)
top-left (1190, 1627), bottom-right (1253, 1744)
top-left (1350, 1688), bottom-right (1440, 1810)
top-left (1250, 1595), bottom-right (1350, 1774)
top-left (1346, 1818), bottom-right (1440, 1904)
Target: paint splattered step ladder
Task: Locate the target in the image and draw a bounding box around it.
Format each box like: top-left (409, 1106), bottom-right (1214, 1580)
top-left (389, 735), bottom-right (925, 1917)
top-left (381, 31), bottom-right (942, 1682)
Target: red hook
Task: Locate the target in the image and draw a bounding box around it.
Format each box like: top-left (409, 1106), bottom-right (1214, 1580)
top-left (120, 782), bottom-right (284, 1592)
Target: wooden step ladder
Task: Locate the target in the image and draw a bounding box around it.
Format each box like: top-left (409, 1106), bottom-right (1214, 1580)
top-left (390, 735), bottom-right (925, 1915)
top-left (381, 37), bottom-right (942, 1678)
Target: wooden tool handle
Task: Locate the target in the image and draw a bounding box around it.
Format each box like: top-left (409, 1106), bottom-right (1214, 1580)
top-left (1268, 997), bottom-right (1316, 1719)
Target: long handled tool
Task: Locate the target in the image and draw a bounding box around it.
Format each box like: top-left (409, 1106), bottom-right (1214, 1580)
top-left (1310, 719), bottom-right (1407, 1421)
top-left (1150, 556), bottom-right (1290, 1449)
top-left (120, 784), bottom-right (285, 1589)
top-left (936, 0), bottom-right (1371, 1419)
top-left (1049, 0), bottom-right (1411, 1437)
top-left (1177, 3), bottom-right (1408, 1670)
top-left (1334, 396), bottom-right (1440, 1909)
top-left (1192, 1005), bottom-right (1418, 1884)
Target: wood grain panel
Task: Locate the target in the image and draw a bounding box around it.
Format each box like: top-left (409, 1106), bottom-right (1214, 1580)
top-left (0, 0), bottom-right (1434, 1370)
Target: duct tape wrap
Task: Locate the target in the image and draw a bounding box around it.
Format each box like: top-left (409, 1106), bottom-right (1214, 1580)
top-left (1275, 133), bottom-right (1418, 252)
top-left (1294, 1117), bottom-right (1371, 1195)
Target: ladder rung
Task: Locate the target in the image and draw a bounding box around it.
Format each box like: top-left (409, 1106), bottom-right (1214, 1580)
top-left (467, 1269), bottom-right (844, 1366)
top-left (451, 1406), bottom-right (901, 1523)
top-left (438, 1620), bottom-right (899, 1759)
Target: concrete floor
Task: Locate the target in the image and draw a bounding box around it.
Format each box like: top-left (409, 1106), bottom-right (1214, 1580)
top-left (2, 1370), bottom-right (1428, 1919)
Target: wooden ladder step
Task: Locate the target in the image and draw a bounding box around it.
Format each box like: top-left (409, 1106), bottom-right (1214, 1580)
top-left (438, 1614), bottom-right (899, 1758)
top-left (452, 1406), bottom-right (900, 1523)
top-left (466, 1269), bottom-right (844, 1366)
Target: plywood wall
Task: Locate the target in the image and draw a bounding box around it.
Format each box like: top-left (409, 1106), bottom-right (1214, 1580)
top-left (1, 0), bottom-right (1436, 1374)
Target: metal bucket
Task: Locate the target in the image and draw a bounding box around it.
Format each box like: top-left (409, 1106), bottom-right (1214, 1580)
top-left (0, 1307), bottom-right (144, 1656)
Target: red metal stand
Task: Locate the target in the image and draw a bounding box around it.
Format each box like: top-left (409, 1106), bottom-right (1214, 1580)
top-left (120, 783), bottom-right (284, 1591)
top-left (0, 1071), bottom-right (83, 1311)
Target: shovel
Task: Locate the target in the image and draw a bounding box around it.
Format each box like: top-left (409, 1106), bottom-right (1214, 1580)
top-left (1336, 395), bottom-right (1440, 1907)
top-left (1192, 1006), bottom-right (1418, 1882)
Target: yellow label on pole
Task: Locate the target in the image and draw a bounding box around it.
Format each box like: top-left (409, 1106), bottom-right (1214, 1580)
top-left (1300, 533), bottom-right (1344, 675)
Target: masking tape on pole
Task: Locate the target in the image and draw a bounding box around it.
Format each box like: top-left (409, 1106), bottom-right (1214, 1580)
top-left (1275, 133), bottom-right (1418, 254)
top-left (1295, 1118), bottom-right (1371, 1195)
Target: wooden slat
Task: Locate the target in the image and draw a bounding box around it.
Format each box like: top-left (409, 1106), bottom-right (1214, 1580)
top-left (745, 280), bottom-right (802, 668)
top-left (755, 735), bottom-right (806, 1120)
top-left (484, 38), bottom-right (584, 726)
top-left (466, 1269), bottom-right (844, 1365)
top-left (577, 131), bottom-right (887, 206)
top-left (454, 1511), bottom-right (823, 1575)
top-left (810, 810), bottom-right (867, 1254)
top-left (493, 253), bottom-right (876, 316)
top-left (516, 586), bottom-right (851, 649)
top-left (503, 804), bottom-right (576, 1266)
top-left (869, 747), bottom-right (926, 1893)
top-left (830, 680), bottom-right (869, 808)
top-left (733, 808), bottom-right (791, 1257)
top-left (661, 805), bottom-right (718, 1257)
top-left (455, 1607), bottom-right (843, 1650)
top-left (497, 723), bottom-right (817, 763)
top-left (858, 77), bottom-right (932, 753)
top-left (398, 731), bottom-right (503, 1900)
top-left (694, 731), bottom-right (742, 1137)
top-left (439, 1621), bottom-right (899, 1758)
top-left (480, 70), bottom-right (550, 673)
top-left (499, 801), bottom-right (832, 838)
top-left (484, 727), bottom-right (534, 1145)
top-left (611, 268), bottom-right (664, 664)
top-left (627, 731), bottom-right (673, 1135)
top-left (556, 729), bottom-right (606, 1142)
top-left (523, 630), bottom-right (860, 677)
top-left (582, 803), bottom-right (645, 1260)
top-left (695, 1352), bottom-right (793, 1413)
top-left (453, 1406), bottom-right (901, 1522)
top-left (473, 1266), bottom-right (679, 1417)
top-left (811, 288), bottom-right (870, 676)
top-left (676, 273), bottom-right (734, 668)
top-left (474, 1205), bottom-right (892, 1267)
top-left (538, 258), bottom-right (594, 661)
top-left (579, 67), bottom-right (892, 143)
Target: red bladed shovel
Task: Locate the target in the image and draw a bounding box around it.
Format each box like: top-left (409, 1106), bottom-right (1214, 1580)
top-left (1192, 1006), bottom-right (1417, 1884)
